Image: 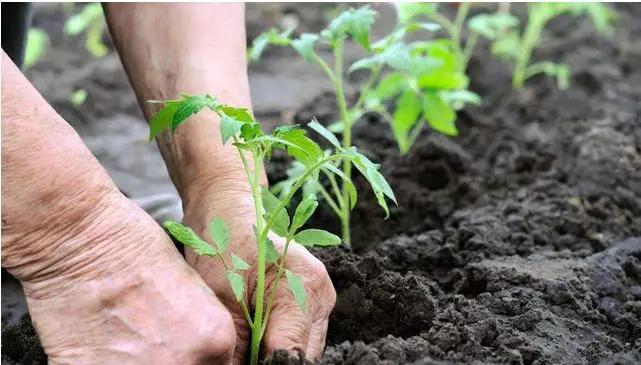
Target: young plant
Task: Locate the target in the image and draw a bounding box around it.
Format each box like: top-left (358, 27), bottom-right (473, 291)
top-left (24, 28), bottom-right (49, 69)
top-left (147, 94), bottom-right (394, 364)
top-left (472, 3), bottom-right (616, 89)
top-left (64, 3), bottom-right (108, 58)
top-left (250, 5), bottom-right (476, 243)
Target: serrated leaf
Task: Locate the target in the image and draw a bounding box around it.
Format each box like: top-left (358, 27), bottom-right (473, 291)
top-left (322, 163), bottom-right (357, 209)
top-left (286, 269), bottom-right (307, 312)
top-left (341, 149), bottom-right (396, 217)
top-left (231, 253), bottom-right (250, 271)
top-left (261, 186), bottom-right (290, 237)
top-left (290, 195), bottom-right (319, 234)
top-left (292, 33), bottom-right (319, 62)
top-left (308, 119), bottom-right (341, 147)
top-left (273, 127), bottom-right (323, 167)
top-left (164, 221), bottom-right (217, 256)
top-left (294, 229), bottom-right (342, 247)
top-left (323, 6), bottom-right (376, 50)
top-left (172, 95), bottom-right (217, 130)
top-left (219, 105), bottom-right (254, 123)
top-left (423, 93), bottom-right (457, 136)
top-left (375, 72), bottom-right (407, 101)
top-left (240, 122), bottom-right (262, 141)
top-left (392, 90), bottom-right (422, 153)
top-left (148, 103), bottom-right (179, 141)
top-left (209, 217), bottom-right (230, 253)
top-left (395, 3), bottom-right (437, 24)
top-left (265, 237), bottom-right (279, 263)
top-left (226, 270), bottom-right (245, 302)
top-left (468, 13), bottom-right (519, 40)
top-left (220, 115), bottom-right (243, 144)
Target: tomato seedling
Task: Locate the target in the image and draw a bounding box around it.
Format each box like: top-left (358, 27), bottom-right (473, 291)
top-left (471, 3), bottom-right (616, 89)
top-left (250, 5), bottom-right (476, 244)
top-left (147, 94), bottom-right (394, 364)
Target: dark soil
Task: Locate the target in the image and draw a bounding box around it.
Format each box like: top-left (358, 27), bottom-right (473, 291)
top-left (3, 3), bottom-right (641, 365)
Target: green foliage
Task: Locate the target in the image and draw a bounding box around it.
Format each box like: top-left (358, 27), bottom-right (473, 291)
top-left (472, 3), bottom-right (617, 89)
top-left (64, 3), bottom-right (108, 58)
top-left (286, 269), bottom-right (307, 312)
top-left (70, 89), bottom-right (88, 107)
top-left (149, 94), bottom-right (393, 365)
top-left (163, 221), bottom-right (217, 256)
top-left (24, 28), bottom-right (49, 68)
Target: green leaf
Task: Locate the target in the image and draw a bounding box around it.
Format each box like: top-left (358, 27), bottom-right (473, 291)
top-left (322, 163), bottom-right (357, 209)
top-left (240, 122), bottom-right (262, 141)
top-left (286, 269), bottom-right (307, 312)
top-left (392, 90), bottom-right (422, 153)
top-left (395, 3), bottom-right (437, 24)
top-left (423, 93), bottom-right (457, 136)
top-left (249, 27), bottom-right (294, 61)
top-left (219, 115), bottom-right (243, 144)
top-left (24, 28), bottom-right (49, 68)
top-left (308, 119), bottom-right (341, 147)
top-left (292, 33), bottom-right (319, 62)
top-left (290, 195), bottom-right (319, 234)
top-left (164, 221), bottom-right (217, 256)
top-left (294, 229), bottom-right (341, 247)
top-left (172, 94), bottom-right (217, 130)
top-left (440, 90), bottom-right (481, 110)
top-left (261, 186), bottom-right (290, 237)
top-left (375, 72), bottom-right (407, 101)
top-left (226, 270), bottom-right (245, 302)
top-left (468, 13), bottom-right (519, 40)
top-left (231, 253), bottom-right (250, 271)
top-left (148, 103), bottom-right (180, 141)
top-left (70, 89), bottom-right (88, 107)
top-left (490, 30), bottom-right (520, 60)
top-left (219, 105), bottom-right (254, 123)
top-left (273, 127), bottom-right (323, 167)
top-left (323, 6), bottom-right (376, 50)
top-left (265, 237), bottom-right (279, 263)
top-left (209, 217), bottom-right (230, 253)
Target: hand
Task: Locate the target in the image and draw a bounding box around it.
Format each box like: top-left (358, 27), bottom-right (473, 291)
top-left (182, 177), bottom-right (337, 363)
top-left (7, 193), bottom-right (237, 365)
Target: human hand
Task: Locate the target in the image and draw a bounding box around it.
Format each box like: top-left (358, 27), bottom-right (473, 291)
top-left (5, 192), bottom-right (237, 365)
top-left (182, 177), bottom-right (336, 363)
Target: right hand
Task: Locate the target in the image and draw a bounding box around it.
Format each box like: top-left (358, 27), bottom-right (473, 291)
top-left (4, 192), bottom-right (236, 365)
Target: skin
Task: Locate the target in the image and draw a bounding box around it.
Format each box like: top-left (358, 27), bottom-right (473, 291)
top-left (1, 3), bottom-right (335, 364)
top-left (104, 3), bottom-right (335, 362)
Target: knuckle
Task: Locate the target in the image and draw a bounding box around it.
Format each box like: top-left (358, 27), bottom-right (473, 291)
top-left (202, 309), bottom-right (236, 358)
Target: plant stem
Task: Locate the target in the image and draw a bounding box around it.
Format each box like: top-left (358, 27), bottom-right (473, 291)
top-left (240, 145), bottom-right (266, 365)
top-left (452, 3), bottom-right (470, 72)
top-left (513, 11), bottom-right (544, 89)
top-left (259, 236), bottom-right (293, 337)
top-left (332, 37), bottom-right (353, 246)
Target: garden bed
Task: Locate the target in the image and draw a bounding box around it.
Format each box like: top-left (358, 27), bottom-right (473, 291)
top-left (2, 3), bottom-right (641, 364)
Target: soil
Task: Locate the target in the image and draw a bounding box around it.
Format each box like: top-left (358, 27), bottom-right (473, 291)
top-left (3, 3), bottom-right (641, 365)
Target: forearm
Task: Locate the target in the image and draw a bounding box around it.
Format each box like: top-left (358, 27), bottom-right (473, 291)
top-left (1, 52), bottom-right (165, 293)
top-left (104, 3), bottom-right (261, 203)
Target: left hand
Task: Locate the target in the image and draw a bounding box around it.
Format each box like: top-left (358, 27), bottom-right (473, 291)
top-left (181, 176), bottom-right (337, 364)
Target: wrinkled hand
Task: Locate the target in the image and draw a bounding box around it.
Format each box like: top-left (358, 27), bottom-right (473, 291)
top-left (182, 179), bottom-right (336, 363)
top-left (11, 194), bottom-right (237, 365)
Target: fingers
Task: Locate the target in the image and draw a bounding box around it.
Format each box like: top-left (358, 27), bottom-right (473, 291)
top-left (263, 244), bottom-right (336, 361)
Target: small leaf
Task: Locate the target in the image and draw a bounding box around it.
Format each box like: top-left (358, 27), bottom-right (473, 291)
top-left (249, 33), bottom-right (270, 61)
top-left (240, 122), bottom-right (262, 141)
top-left (322, 162), bottom-right (358, 210)
top-left (231, 253), bottom-right (250, 271)
top-left (392, 90), bottom-right (422, 153)
top-left (220, 115), bottom-right (243, 144)
top-left (261, 186), bottom-right (290, 237)
top-left (286, 269), bottom-right (307, 312)
top-left (292, 33), bottom-right (319, 62)
top-left (226, 270), bottom-right (245, 302)
top-left (209, 217), bottom-right (230, 253)
top-left (148, 103), bottom-right (179, 141)
top-left (423, 93), bottom-right (457, 136)
top-left (468, 13), bottom-right (519, 40)
top-left (24, 28), bottom-right (49, 68)
top-left (308, 119), bottom-right (341, 147)
top-left (375, 72), bottom-right (407, 101)
top-left (164, 221), bottom-right (217, 256)
top-left (294, 229), bottom-right (341, 247)
top-left (290, 195), bottom-right (319, 234)
top-left (323, 6), bottom-right (376, 50)
top-left (172, 94), bottom-right (217, 130)
top-left (219, 105), bottom-right (254, 123)
top-left (265, 237), bottom-right (279, 263)
top-left (395, 3), bottom-right (437, 24)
